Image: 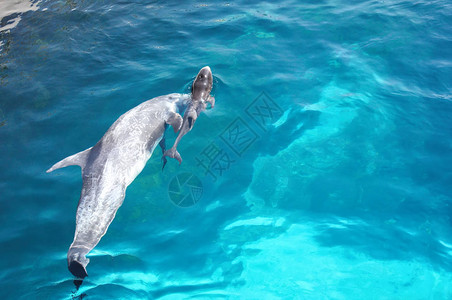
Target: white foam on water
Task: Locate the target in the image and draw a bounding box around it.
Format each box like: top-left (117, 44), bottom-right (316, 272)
top-left (80, 271), bottom-right (158, 294)
top-left (224, 216), bottom-right (286, 230)
top-left (0, 0), bottom-right (41, 32)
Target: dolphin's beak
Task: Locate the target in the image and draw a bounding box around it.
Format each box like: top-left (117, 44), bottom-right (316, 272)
top-left (201, 66), bottom-right (211, 74)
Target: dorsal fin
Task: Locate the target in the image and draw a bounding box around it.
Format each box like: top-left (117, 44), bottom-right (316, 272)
top-left (46, 147), bottom-right (92, 173)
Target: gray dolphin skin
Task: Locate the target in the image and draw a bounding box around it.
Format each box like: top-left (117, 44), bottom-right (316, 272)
top-left (46, 66), bottom-right (214, 279)
top-left (163, 66), bottom-right (214, 164)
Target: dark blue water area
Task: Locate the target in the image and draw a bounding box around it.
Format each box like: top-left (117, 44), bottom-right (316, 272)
top-left (1, 0), bottom-right (452, 299)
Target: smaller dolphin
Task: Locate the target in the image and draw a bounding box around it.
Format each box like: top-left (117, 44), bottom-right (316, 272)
top-left (163, 66), bottom-right (214, 164)
top-left (47, 66), bottom-right (214, 279)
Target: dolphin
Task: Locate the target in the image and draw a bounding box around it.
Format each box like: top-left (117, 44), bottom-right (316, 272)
top-left (46, 66), bottom-right (214, 279)
top-left (163, 66), bottom-right (214, 163)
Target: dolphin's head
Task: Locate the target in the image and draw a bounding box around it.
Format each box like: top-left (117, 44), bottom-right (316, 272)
top-left (191, 66), bottom-right (213, 101)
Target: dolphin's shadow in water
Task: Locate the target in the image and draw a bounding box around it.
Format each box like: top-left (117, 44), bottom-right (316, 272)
top-left (72, 289), bottom-right (87, 300)
top-left (70, 278), bottom-right (87, 299)
top-left (73, 279), bottom-right (84, 290)
top-left (258, 108), bottom-right (321, 156)
top-left (212, 107), bottom-right (322, 206)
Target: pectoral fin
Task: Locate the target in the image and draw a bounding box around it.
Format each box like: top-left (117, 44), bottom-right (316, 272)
top-left (207, 96), bottom-right (215, 109)
top-left (46, 147), bottom-right (92, 173)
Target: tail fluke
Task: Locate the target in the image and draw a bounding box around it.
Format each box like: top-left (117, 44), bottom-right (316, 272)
top-left (69, 260), bottom-right (88, 279)
top-left (67, 246), bottom-right (90, 279)
top-left (46, 147), bottom-right (92, 173)
top-left (163, 147), bottom-right (182, 165)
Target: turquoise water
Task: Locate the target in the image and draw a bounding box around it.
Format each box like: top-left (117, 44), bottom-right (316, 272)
top-left (1, 0), bottom-right (452, 298)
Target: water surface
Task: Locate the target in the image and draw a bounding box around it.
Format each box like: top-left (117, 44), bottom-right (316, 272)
top-left (1, 0), bottom-right (451, 299)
